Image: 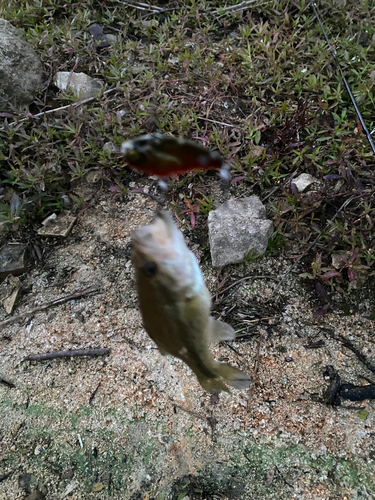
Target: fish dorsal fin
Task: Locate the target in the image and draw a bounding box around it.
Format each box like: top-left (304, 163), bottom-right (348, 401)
top-left (209, 318), bottom-right (236, 343)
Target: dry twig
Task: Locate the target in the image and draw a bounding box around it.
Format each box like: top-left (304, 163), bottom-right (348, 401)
top-left (324, 330), bottom-right (375, 375)
top-left (114, 0), bottom-right (164, 12)
top-left (213, 0), bottom-right (271, 15)
top-left (198, 116), bottom-right (242, 129)
top-left (5, 88), bottom-right (122, 129)
top-left (89, 382), bottom-right (102, 405)
top-left (24, 348), bottom-right (110, 362)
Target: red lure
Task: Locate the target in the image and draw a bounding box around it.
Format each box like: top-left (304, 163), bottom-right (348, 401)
top-left (121, 133), bottom-right (229, 179)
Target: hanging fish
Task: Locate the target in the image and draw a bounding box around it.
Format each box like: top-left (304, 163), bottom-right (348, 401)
top-left (121, 133), bottom-right (230, 179)
top-left (131, 210), bottom-right (251, 392)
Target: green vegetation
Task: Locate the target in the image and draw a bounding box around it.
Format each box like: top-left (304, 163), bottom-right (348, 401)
top-left (0, 0), bottom-right (374, 297)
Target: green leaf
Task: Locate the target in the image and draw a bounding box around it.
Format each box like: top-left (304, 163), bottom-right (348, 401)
top-left (299, 273), bottom-right (314, 279)
top-left (358, 409), bottom-right (369, 421)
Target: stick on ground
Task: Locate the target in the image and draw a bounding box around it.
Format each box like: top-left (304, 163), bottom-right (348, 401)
top-left (24, 348), bottom-right (110, 362)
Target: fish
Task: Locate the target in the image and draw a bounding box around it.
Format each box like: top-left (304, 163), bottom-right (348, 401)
top-left (131, 210), bottom-right (251, 392)
top-left (121, 133), bottom-right (230, 180)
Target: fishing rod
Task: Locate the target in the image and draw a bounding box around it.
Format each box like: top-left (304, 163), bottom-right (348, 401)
top-left (310, 0), bottom-right (375, 154)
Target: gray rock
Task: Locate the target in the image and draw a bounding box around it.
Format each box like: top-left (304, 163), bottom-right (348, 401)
top-left (0, 242), bottom-right (29, 279)
top-left (103, 141), bottom-right (117, 153)
top-left (208, 196), bottom-right (273, 268)
top-left (291, 173), bottom-right (316, 193)
top-left (54, 71), bottom-right (103, 100)
top-left (0, 19), bottom-right (43, 109)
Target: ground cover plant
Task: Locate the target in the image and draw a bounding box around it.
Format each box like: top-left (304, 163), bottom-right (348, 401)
top-left (1, 0), bottom-right (374, 309)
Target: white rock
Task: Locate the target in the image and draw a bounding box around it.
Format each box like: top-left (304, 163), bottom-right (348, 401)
top-left (292, 173), bottom-right (316, 193)
top-left (208, 196), bottom-right (273, 268)
top-left (54, 71), bottom-right (103, 100)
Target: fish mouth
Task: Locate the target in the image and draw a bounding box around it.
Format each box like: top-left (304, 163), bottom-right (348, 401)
top-left (131, 211), bottom-right (179, 265)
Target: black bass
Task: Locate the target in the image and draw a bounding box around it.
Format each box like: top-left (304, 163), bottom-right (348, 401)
top-left (131, 211), bottom-right (251, 392)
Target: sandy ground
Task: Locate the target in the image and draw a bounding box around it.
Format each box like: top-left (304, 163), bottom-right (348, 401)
top-left (1, 178), bottom-right (375, 500)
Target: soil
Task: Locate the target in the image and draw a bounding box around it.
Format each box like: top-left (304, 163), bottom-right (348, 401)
top-left (1, 177), bottom-right (375, 500)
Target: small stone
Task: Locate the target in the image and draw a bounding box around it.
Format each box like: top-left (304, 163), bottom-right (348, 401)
top-left (0, 274), bottom-right (23, 314)
top-left (61, 195), bottom-right (71, 206)
top-left (291, 173), bottom-right (316, 193)
top-left (208, 196), bottom-right (273, 268)
top-left (0, 243), bottom-right (29, 279)
top-left (54, 72), bottom-right (103, 101)
top-left (103, 141), bottom-right (117, 153)
top-left (41, 213), bottom-right (57, 226)
top-left (37, 213), bottom-right (77, 238)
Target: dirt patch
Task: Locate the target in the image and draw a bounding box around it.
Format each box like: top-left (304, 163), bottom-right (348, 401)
top-left (0, 183), bottom-right (374, 499)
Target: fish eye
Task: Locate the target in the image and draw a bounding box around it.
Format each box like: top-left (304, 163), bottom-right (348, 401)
top-left (142, 261), bottom-right (158, 277)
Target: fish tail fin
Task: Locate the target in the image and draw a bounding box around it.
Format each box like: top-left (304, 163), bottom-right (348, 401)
top-left (197, 363), bottom-right (251, 393)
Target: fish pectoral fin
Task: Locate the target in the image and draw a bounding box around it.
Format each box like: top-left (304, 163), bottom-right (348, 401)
top-left (209, 318), bottom-right (236, 342)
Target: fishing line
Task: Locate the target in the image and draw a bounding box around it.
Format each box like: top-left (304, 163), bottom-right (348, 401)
top-left (310, 0), bottom-right (375, 154)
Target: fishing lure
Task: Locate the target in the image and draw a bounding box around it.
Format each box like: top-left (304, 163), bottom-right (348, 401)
top-left (121, 133), bottom-right (230, 179)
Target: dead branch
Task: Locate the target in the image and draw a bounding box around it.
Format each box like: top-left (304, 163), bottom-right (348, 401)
top-left (6, 88), bottom-right (122, 129)
top-left (114, 0), bottom-right (164, 12)
top-left (214, 0), bottom-right (261, 13)
top-left (197, 116), bottom-right (242, 129)
top-left (24, 348), bottom-right (110, 362)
